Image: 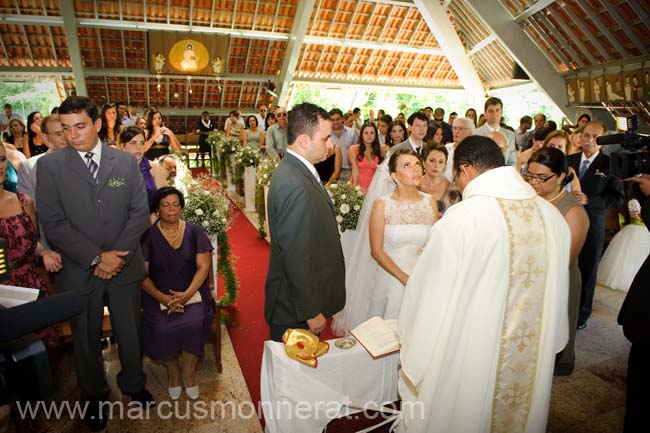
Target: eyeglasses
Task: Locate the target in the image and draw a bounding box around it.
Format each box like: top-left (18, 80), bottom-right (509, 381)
top-left (524, 173), bottom-right (556, 184)
top-left (452, 126), bottom-right (470, 131)
top-left (276, 112), bottom-right (287, 118)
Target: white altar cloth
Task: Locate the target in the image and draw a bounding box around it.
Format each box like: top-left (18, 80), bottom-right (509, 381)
top-left (260, 338), bottom-right (399, 433)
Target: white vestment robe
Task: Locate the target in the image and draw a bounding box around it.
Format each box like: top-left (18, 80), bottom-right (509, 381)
top-left (398, 166), bottom-right (570, 433)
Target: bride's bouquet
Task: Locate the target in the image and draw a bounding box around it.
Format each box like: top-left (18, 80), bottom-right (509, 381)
top-left (325, 182), bottom-right (365, 232)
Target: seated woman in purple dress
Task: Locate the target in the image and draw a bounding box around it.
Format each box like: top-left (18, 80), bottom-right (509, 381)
top-left (119, 126), bottom-right (166, 208)
top-left (141, 187), bottom-right (214, 400)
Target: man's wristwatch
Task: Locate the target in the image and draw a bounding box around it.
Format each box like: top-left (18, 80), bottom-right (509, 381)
top-left (91, 255), bottom-right (101, 267)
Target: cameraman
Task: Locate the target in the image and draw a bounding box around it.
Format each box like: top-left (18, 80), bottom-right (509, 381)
top-left (618, 173), bottom-right (650, 433)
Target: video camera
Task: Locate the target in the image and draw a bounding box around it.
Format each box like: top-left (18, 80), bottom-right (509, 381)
top-left (597, 115), bottom-right (650, 179)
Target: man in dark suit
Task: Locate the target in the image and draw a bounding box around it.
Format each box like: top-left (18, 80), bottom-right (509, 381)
top-left (391, 111), bottom-right (428, 155)
top-left (568, 121), bottom-right (625, 329)
top-left (265, 102), bottom-right (345, 342)
top-left (36, 96), bottom-right (152, 431)
top-left (195, 110), bottom-right (215, 167)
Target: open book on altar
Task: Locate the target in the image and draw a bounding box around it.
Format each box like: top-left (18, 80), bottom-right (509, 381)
top-left (350, 316), bottom-right (400, 359)
top-left (0, 284), bottom-right (40, 308)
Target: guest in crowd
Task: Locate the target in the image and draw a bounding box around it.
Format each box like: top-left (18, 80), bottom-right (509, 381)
top-left (464, 107), bottom-right (478, 126)
top-left (264, 112), bottom-right (276, 130)
top-left (266, 107), bottom-right (288, 158)
top-left (475, 97), bottom-right (516, 166)
top-left (568, 121), bottom-right (625, 329)
top-left (98, 103), bottom-right (121, 148)
top-left (37, 96), bottom-right (153, 430)
top-left (515, 115), bottom-right (532, 150)
top-left (349, 123), bottom-right (386, 191)
top-left (568, 126), bottom-right (584, 155)
top-left (135, 116), bottom-right (148, 134)
top-left (0, 103), bottom-right (22, 132)
top-left (391, 111), bottom-right (428, 155)
top-left (544, 129), bottom-right (571, 153)
top-left (443, 117), bottom-right (475, 181)
top-left (225, 110), bottom-right (243, 138)
top-left (314, 139), bottom-right (342, 187)
top-left (447, 112), bottom-right (457, 125)
top-left (396, 112), bottom-right (406, 124)
top-left (0, 141), bottom-right (63, 347)
top-left (368, 148), bottom-right (437, 319)
top-left (432, 107), bottom-right (453, 144)
top-left (195, 111), bottom-right (215, 168)
top-left (377, 115), bottom-right (392, 145)
top-left (1, 119), bottom-right (27, 156)
top-left (144, 109), bottom-right (181, 160)
top-left (119, 126), bottom-right (166, 206)
top-left (527, 147), bottom-right (589, 375)
top-left (576, 113), bottom-right (591, 129)
top-left (419, 143), bottom-right (454, 214)
top-left (328, 108), bottom-right (356, 182)
top-left (254, 105), bottom-right (268, 131)
top-left (241, 115), bottom-right (265, 152)
top-left (517, 127), bottom-right (550, 173)
top-left (141, 187), bottom-right (214, 400)
top-left (430, 123), bottom-right (444, 144)
top-left (386, 121), bottom-right (407, 149)
top-left (26, 111), bottom-right (47, 156)
top-left (398, 135), bottom-right (570, 433)
top-left (265, 102), bottom-right (345, 341)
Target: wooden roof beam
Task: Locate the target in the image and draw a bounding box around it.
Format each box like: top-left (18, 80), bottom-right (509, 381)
top-left (414, 0), bottom-right (485, 97)
top-left (465, 0), bottom-right (575, 120)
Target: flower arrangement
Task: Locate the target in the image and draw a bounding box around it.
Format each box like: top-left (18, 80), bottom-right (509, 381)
top-left (325, 182), bottom-right (365, 233)
top-left (182, 173), bottom-right (239, 308)
top-left (207, 131), bottom-right (241, 176)
top-left (255, 156), bottom-right (280, 238)
top-left (235, 144), bottom-right (261, 169)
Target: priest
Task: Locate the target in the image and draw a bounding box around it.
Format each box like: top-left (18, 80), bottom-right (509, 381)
top-left (398, 135), bottom-right (570, 433)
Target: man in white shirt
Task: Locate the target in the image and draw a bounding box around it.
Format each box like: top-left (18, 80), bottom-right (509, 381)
top-left (474, 97), bottom-right (517, 167)
top-left (0, 103), bottom-right (22, 132)
top-left (328, 108), bottom-right (356, 182)
top-left (443, 117), bottom-right (475, 181)
top-left (266, 107), bottom-right (288, 158)
top-left (399, 135), bottom-right (570, 433)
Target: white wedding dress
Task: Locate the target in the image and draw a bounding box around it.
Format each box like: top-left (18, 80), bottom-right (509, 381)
top-left (368, 192), bottom-right (436, 319)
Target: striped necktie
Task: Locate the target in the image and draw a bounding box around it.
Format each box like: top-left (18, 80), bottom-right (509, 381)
top-left (579, 159), bottom-right (590, 179)
top-left (85, 152), bottom-right (98, 182)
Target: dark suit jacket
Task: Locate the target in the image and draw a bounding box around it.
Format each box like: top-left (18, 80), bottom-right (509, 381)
top-left (196, 118), bottom-right (215, 146)
top-left (568, 152), bottom-right (625, 213)
top-left (36, 144), bottom-right (150, 293)
top-left (264, 153), bottom-right (346, 327)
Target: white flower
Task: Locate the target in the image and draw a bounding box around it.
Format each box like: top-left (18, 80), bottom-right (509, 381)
top-left (222, 218), bottom-right (227, 223)
top-left (355, 185), bottom-right (361, 191)
top-left (330, 184), bottom-right (338, 189)
top-left (202, 220), bottom-right (209, 227)
top-left (212, 210), bottom-right (219, 217)
top-left (354, 205), bottom-right (361, 211)
top-left (341, 194), bottom-right (347, 200)
top-left (340, 204), bottom-right (350, 214)
top-left (336, 215), bottom-right (343, 223)
top-left (195, 208), bottom-right (204, 216)
top-left (264, 174), bottom-right (268, 179)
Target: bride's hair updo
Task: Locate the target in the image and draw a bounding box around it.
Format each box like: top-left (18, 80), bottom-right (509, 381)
top-left (388, 148), bottom-right (421, 174)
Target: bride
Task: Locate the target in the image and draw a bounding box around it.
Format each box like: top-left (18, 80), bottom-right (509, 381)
top-left (333, 148), bottom-right (437, 334)
top-left (368, 149), bottom-right (438, 319)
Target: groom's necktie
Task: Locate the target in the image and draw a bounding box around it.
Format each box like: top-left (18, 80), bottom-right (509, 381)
top-left (579, 159), bottom-right (590, 179)
top-left (85, 152), bottom-right (99, 183)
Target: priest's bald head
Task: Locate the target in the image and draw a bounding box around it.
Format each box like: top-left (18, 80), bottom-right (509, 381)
top-left (453, 135), bottom-right (505, 193)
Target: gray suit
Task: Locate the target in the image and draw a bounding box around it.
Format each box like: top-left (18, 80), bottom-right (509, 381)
top-left (474, 124), bottom-right (517, 167)
top-left (264, 153), bottom-right (345, 341)
top-left (391, 138), bottom-right (420, 155)
top-left (36, 144), bottom-right (150, 400)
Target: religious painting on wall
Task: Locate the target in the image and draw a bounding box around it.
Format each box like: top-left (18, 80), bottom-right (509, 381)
top-left (576, 77), bottom-right (591, 104)
top-left (622, 70), bottom-right (644, 101)
top-left (590, 74), bottom-right (605, 103)
top-left (148, 32), bottom-right (228, 76)
top-left (605, 71), bottom-right (624, 101)
top-left (565, 78), bottom-right (577, 105)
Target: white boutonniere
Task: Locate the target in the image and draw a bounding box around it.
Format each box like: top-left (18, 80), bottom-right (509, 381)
top-left (594, 170), bottom-right (607, 178)
top-left (108, 177), bottom-right (127, 188)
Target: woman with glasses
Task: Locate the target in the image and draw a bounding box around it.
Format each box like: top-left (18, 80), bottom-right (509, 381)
top-left (527, 147), bottom-right (589, 375)
top-left (99, 103), bottom-right (122, 148)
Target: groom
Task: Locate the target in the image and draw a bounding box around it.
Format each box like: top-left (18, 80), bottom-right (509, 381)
top-left (264, 102), bottom-right (346, 341)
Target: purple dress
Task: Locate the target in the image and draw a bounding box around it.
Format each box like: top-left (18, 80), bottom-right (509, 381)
top-left (141, 222), bottom-right (215, 361)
